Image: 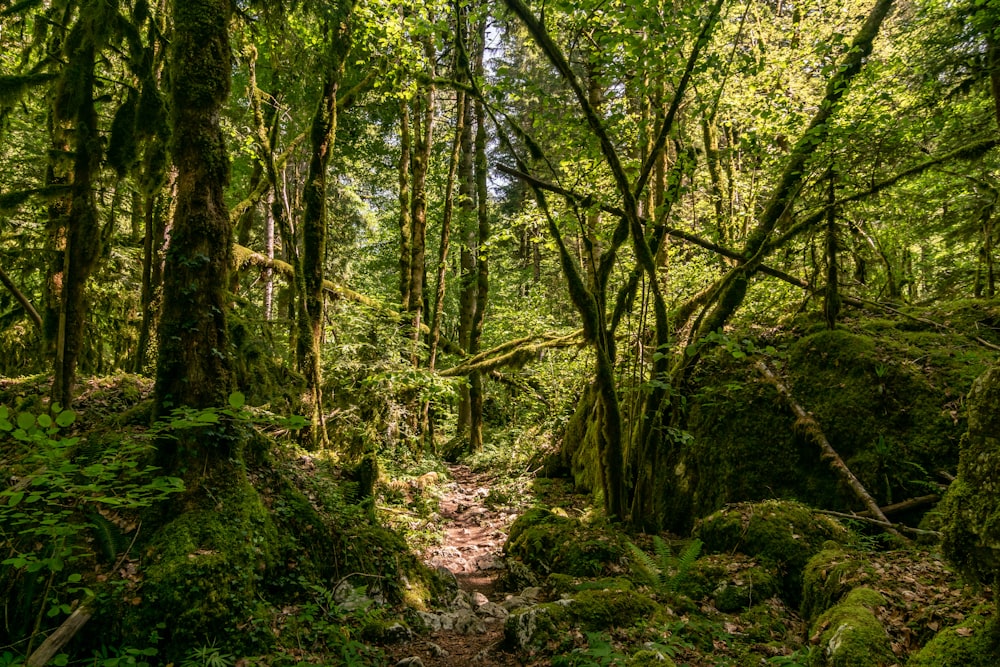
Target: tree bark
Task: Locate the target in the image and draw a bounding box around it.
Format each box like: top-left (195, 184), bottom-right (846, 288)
top-left (154, 0), bottom-right (236, 468)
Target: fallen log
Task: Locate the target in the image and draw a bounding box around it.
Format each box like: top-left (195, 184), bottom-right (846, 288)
top-left (26, 600), bottom-right (92, 667)
top-left (755, 359), bottom-right (904, 539)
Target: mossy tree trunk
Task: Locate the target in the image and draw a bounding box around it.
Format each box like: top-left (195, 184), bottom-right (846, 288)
top-left (154, 0), bottom-right (236, 466)
top-left (48, 0), bottom-right (110, 408)
top-left (469, 16), bottom-right (490, 453)
top-left (296, 5), bottom-right (356, 450)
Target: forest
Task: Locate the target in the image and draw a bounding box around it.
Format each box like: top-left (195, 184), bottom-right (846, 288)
top-left (1, 0), bottom-right (999, 665)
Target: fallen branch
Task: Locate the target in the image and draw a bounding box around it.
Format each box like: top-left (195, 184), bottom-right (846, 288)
top-left (0, 261), bottom-right (42, 331)
top-left (817, 509), bottom-right (939, 538)
top-left (755, 359), bottom-right (904, 539)
top-left (859, 494), bottom-right (939, 518)
top-left (26, 599), bottom-right (92, 667)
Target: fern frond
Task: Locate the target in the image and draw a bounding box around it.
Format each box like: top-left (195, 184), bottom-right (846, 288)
top-left (626, 541), bottom-right (663, 588)
top-left (87, 511), bottom-right (128, 562)
top-left (651, 535), bottom-right (674, 569)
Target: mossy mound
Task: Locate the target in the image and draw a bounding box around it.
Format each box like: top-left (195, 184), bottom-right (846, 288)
top-left (504, 507), bottom-right (627, 579)
top-left (801, 546), bottom-right (874, 622)
top-left (117, 475), bottom-right (280, 661)
top-left (504, 589), bottom-right (659, 652)
top-left (810, 588), bottom-right (894, 667)
top-left (656, 309), bottom-right (994, 533)
top-left (693, 500), bottom-right (851, 602)
top-left (712, 562), bottom-right (781, 613)
top-left (907, 605), bottom-right (999, 667)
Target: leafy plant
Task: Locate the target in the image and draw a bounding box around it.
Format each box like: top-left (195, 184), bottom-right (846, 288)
top-left (626, 536), bottom-right (703, 594)
top-left (180, 641), bottom-right (234, 667)
top-left (0, 404), bottom-right (185, 658)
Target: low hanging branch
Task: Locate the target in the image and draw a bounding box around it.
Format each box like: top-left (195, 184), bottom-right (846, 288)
top-left (439, 330), bottom-right (584, 377)
top-left (754, 359), bottom-right (904, 539)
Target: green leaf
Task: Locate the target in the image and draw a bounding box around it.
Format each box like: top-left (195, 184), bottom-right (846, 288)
top-left (195, 411), bottom-right (219, 423)
top-left (67, 573), bottom-right (82, 583)
top-left (16, 412), bottom-right (35, 430)
top-left (55, 409), bottom-right (76, 427)
top-left (6, 490), bottom-right (24, 506)
top-left (228, 391), bottom-right (246, 409)
top-left (37, 413), bottom-right (52, 428)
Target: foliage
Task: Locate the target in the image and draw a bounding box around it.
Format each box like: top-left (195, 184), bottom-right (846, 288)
top-left (0, 404), bottom-right (184, 650)
top-left (626, 536), bottom-right (703, 595)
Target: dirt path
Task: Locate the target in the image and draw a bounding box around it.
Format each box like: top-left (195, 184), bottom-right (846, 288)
top-left (387, 464), bottom-right (526, 666)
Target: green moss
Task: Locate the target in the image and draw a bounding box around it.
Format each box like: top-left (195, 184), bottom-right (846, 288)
top-left (560, 589), bottom-right (659, 630)
top-left (801, 548), bottom-right (873, 622)
top-left (713, 565), bottom-right (780, 613)
top-left (629, 649), bottom-right (677, 666)
top-left (121, 478), bottom-right (279, 660)
top-left (941, 365), bottom-right (1000, 587)
top-left (505, 508), bottom-right (626, 578)
top-left (810, 588), bottom-right (894, 667)
top-left (907, 605), bottom-right (999, 667)
top-left (547, 573), bottom-right (634, 595)
top-left (694, 501), bottom-right (850, 603)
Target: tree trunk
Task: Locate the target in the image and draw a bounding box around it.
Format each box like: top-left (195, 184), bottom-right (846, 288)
top-left (297, 8), bottom-right (355, 449)
top-left (408, 51), bottom-right (435, 366)
top-left (398, 100), bottom-right (413, 311)
top-left (154, 0), bottom-right (236, 467)
top-left (53, 3), bottom-right (105, 409)
top-left (469, 35), bottom-right (490, 453)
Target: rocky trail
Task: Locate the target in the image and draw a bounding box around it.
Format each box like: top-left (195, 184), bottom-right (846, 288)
top-left (386, 464), bottom-right (530, 667)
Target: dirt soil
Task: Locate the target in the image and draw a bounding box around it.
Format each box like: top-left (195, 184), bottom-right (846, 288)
top-left (386, 464), bottom-right (528, 666)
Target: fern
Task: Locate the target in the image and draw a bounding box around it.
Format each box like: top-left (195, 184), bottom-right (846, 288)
top-left (626, 541), bottom-right (663, 588)
top-left (626, 537), bottom-right (703, 593)
top-left (669, 539), bottom-right (703, 592)
top-left (87, 512), bottom-right (129, 563)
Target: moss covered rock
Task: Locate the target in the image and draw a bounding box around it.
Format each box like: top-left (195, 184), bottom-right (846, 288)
top-left (907, 605), bottom-right (999, 667)
top-left (656, 319), bottom-right (989, 534)
top-left (713, 564), bottom-right (781, 613)
top-left (120, 477), bottom-right (279, 660)
top-left (504, 508), bottom-right (626, 579)
top-left (941, 364), bottom-right (1000, 587)
top-left (811, 588), bottom-right (894, 667)
top-left (801, 547), bottom-right (873, 623)
top-left (693, 501), bottom-right (850, 602)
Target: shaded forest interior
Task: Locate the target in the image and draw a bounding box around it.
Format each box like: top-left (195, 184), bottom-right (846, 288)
top-left (2, 0), bottom-right (1000, 665)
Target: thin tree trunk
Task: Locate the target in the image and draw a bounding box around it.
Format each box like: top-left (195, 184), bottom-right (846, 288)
top-left (469, 30), bottom-right (490, 452)
top-left (297, 8), bottom-right (356, 449)
top-left (399, 100), bottom-right (413, 311)
top-left (408, 48), bottom-right (435, 366)
top-left (54, 7), bottom-right (103, 408)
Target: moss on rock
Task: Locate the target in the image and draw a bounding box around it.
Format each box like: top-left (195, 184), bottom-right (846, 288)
top-left (811, 588), bottom-right (894, 667)
top-left (119, 476), bottom-right (279, 660)
top-left (694, 501), bottom-right (850, 603)
top-left (941, 364), bottom-right (1000, 588)
top-left (504, 508), bottom-right (626, 578)
top-left (801, 547), bottom-right (873, 623)
top-left (907, 605), bottom-right (999, 667)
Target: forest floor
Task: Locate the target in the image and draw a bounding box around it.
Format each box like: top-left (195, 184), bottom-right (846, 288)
top-left (385, 463), bottom-right (530, 666)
